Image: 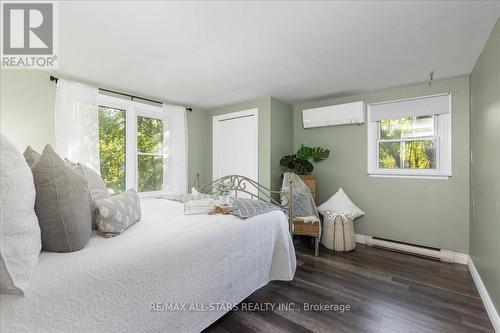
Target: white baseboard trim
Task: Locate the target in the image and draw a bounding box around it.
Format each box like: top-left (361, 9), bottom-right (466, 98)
top-left (468, 257), bottom-right (500, 332)
top-left (353, 234), bottom-right (498, 330)
top-left (454, 252), bottom-right (470, 265)
top-left (355, 234), bottom-right (367, 244)
top-left (354, 234), bottom-right (469, 265)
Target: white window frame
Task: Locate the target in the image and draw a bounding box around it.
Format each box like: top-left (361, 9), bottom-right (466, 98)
top-left (98, 94), bottom-right (167, 196)
top-left (367, 94), bottom-right (452, 179)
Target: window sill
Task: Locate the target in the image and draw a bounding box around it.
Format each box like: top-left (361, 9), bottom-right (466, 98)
top-left (138, 191), bottom-right (165, 198)
top-left (367, 173), bottom-right (451, 180)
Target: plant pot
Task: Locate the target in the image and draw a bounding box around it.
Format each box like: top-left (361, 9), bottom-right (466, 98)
top-left (299, 175), bottom-right (316, 201)
top-left (218, 195), bottom-right (231, 206)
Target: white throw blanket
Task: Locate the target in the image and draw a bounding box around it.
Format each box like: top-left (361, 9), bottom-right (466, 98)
top-left (281, 172), bottom-right (319, 219)
top-left (281, 173), bottom-right (320, 235)
top-left (0, 198), bottom-right (296, 333)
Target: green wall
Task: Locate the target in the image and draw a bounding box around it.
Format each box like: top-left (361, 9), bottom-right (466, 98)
top-left (294, 77), bottom-right (471, 253)
top-left (270, 98), bottom-right (294, 192)
top-left (187, 108), bottom-right (211, 188)
top-left (0, 70), bottom-right (56, 151)
top-left (470, 18), bottom-right (500, 313)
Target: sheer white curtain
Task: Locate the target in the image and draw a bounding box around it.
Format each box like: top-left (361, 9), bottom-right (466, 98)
top-left (164, 104), bottom-right (188, 194)
top-left (55, 79), bottom-right (100, 172)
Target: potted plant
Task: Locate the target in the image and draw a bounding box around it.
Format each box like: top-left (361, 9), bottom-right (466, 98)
top-left (280, 145), bottom-right (330, 198)
top-left (216, 181), bottom-right (232, 206)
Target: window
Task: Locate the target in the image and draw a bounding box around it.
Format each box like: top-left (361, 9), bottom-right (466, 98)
top-left (378, 115), bottom-right (436, 169)
top-left (367, 94), bottom-right (451, 178)
top-left (98, 106), bottom-right (126, 194)
top-left (137, 116), bottom-right (164, 192)
top-left (98, 95), bottom-right (167, 195)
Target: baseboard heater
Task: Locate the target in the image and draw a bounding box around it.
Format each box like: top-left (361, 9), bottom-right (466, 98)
top-left (365, 236), bottom-right (455, 263)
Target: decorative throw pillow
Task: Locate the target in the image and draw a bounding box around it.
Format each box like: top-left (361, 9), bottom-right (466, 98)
top-left (230, 197), bottom-right (282, 219)
top-left (317, 188), bottom-right (365, 219)
top-left (67, 161), bottom-right (111, 228)
top-left (23, 146), bottom-right (41, 168)
top-left (31, 145), bottom-right (92, 252)
top-left (95, 189), bottom-right (141, 238)
top-left (1, 134), bottom-right (41, 295)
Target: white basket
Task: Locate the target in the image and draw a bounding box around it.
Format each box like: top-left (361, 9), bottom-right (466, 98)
top-left (321, 212), bottom-right (356, 252)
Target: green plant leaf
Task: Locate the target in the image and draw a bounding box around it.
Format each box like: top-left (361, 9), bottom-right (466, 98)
top-left (216, 180), bottom-right (232, 195)
top-left (280, 154), bottom-right (297, 170)
top-left (311, 147), bottom-right (330, 162)
top-left (280, 155), bottom-right (293, 167)
top-left (296, 145), bottom-right (313, 159)
top-left (294, 159), bottom-right (314, 175)
top-left (281, 145), bottom-right (330, 174)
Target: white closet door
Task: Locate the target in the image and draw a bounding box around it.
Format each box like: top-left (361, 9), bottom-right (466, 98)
top-left (213, 109), bottom-right (258, 197)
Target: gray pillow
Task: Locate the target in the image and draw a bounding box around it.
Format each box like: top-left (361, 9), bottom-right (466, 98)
top-left (23, 146), bottom-right (41, 168)
top-left (67, 161), bottom-right (111, 228)
top-left (96, 189), bottom-right (141, 238)
top-left (230, 197), bottom-right (282, 219)
top-left (31, 145), bottom-right (92, 252)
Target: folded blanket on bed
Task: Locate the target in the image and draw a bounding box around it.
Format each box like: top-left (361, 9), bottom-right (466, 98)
top-left (184, 198), bottom-right (217, 215)
top-left (158, 193), bottom-right (217, 203)
top-left (230, 197), bottom-right (284, 219)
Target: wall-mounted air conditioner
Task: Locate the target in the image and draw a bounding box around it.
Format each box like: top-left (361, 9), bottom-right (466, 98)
top-left (302, 101), bottom-right (364, 128)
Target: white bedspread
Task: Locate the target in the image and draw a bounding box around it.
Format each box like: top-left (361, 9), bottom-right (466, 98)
top-left (0, 198), bottom-right (296, 333)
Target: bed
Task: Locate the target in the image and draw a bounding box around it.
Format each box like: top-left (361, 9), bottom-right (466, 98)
top-left (0, 177), bottom-right (296, 333)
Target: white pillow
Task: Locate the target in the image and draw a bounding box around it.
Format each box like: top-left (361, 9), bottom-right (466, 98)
top-left (317, 188), bottom-right (365, 219)
top-left (0, 134), bottom-right (41, 295)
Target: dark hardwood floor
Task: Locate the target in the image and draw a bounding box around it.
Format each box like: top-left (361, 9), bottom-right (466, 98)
top-left (204, 240), bottom-right (494, 333)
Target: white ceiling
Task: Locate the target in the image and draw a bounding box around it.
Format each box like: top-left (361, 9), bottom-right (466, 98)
top-left (58, 1), bottom-right (500, 109)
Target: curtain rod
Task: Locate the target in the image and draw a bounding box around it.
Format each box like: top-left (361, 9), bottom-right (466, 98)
top-left (49, 75), bottom-right (192, 112)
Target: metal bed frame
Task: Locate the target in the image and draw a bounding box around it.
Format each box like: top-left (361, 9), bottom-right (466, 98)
top-left (196, 174), bottom-right (293, 235)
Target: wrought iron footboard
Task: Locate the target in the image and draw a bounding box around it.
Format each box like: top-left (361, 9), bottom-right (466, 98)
top-left (196, 174), bottom-right (293, 235)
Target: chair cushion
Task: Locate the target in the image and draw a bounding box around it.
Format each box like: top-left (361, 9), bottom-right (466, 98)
top-left (1, 134), bottom-right (41, 295)
top-left (292, 218), bottom-right (320, 237)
